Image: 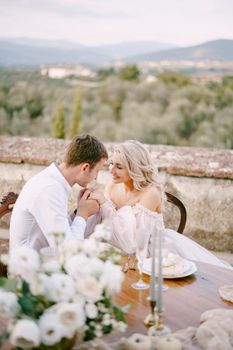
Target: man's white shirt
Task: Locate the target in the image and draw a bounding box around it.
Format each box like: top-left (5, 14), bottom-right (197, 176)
top-left (9, 163), bottom-right (86, 251)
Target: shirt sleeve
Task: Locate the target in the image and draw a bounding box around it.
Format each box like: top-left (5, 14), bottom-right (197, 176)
top-left (30, 185), bottom-right (86, 246)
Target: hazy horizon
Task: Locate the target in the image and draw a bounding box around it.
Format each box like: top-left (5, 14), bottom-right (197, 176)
top-left (0, 36), bottom-right (232, 49)
top-left (0, 0), bottom-right (233, 47)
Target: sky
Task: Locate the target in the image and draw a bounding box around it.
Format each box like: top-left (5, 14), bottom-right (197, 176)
top-left (0, 0), bottom-right (232, 47)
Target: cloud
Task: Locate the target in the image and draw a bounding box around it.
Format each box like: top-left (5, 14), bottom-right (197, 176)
top-left (1, 0), bottom-right (131, 19)
top-left (0, 0), bottom-right (232, 45)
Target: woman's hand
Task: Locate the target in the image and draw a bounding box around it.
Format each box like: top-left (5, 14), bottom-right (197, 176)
top-left (88, 189), bottom-right (106, 205)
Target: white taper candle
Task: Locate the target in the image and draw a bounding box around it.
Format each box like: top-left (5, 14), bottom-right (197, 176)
top-left (157, 228), bottom-right (163, 313)
top-left (150, 228), bottom-right (156, 301)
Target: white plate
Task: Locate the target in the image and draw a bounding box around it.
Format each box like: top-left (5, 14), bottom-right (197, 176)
top-left (142, 260), bottom-right (197, 279)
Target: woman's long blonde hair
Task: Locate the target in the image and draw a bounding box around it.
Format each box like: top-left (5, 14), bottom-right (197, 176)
top-left (114, 140), bottom-right (166, 207)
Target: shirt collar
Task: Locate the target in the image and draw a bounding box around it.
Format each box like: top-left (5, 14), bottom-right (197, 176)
top-left (47, 162), bottom-right (72, 194)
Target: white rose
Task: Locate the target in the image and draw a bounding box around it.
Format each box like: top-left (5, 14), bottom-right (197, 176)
top-left (76, 276), bottom-right (103, 302)
top-left (65, 253), bottom-right (92, 279)
top-left (47, 273), bottom-right (75, 302)
top-left (39, 312), bottom-right (66, 345)
top-left (55, 302), bottom-right (85, 331)
top-left (10, 319), bottom-right (40, 348)
top-left (60, 240), bottom-right (84, 263)
top-left (29, 273), bottom-right (50, 296)
top-left (115, 321), bottom-right (127, 332)
top-left (0, 290), bottom-right (20, 317)
top-left (8, 247), bottom-right (40, 281)
top-left (82, 238), bottom-right (98, 256)
top-left (94, 328), bottom-right (103, 338)
top-left (72, 293), bottom-right (86, 306)
top-left (100, 261), bottom-right (124, 293)
top-left (41, 259), bottom-right (61, 273)
top-left (88, 257), bottom-right (104, 278)
top-left (85, 303), bottom-right (98, 319)
top-left (92, 222), bottom-right (111, 242)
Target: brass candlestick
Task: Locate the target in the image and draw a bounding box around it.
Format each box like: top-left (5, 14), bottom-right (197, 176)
top-left (144, 299), bottom-right (156, 327)
top-left (147, 308), bottom-right (171, 336)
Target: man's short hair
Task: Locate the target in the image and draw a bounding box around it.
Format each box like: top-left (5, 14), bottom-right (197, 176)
top-left (65, 134), bottom-right (108, 168)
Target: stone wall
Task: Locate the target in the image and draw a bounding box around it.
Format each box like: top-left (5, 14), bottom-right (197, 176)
top-left (0, 136), bottom-right (232, 252)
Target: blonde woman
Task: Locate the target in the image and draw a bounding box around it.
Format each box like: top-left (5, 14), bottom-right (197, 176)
top-left (87, 140), bottom-right (230, 269)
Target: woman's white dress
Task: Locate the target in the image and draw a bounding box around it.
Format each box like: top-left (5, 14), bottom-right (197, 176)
top-left (85, 199), bottom-right (231, 269)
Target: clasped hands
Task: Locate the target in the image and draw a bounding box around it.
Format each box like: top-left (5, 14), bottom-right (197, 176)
top-left (75, 188), bottom-right (106, 220)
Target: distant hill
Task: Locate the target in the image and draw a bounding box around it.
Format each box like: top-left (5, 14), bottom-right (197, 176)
top-left (1, 38), bottom-right (232, 66)
top-left (0, 40), bottom-right (109, 66)
top-left (90, 41), bottom-right (176, 59)
top-left (0, 38), bottom-right (175, 66)
top-left (129, 39), bottom-right (233, 62)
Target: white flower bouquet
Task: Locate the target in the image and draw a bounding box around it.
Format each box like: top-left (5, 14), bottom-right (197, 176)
top-left (0, 227), bottom-right (127, 349)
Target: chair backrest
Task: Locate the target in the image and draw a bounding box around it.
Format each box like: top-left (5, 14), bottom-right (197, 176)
top-left (0, 192), bottom-right (18, 219)
top-left (0, 192), bottom-right (18, 277)
top-left (165, 191), bottom-right (187, 234)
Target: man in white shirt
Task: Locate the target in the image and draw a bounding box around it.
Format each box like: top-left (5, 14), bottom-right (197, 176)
top-left (9, 134), bottom-right (108, 252)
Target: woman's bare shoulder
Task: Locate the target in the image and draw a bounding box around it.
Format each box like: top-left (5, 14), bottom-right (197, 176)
top-left (139, 186), bottom-right (162, 212)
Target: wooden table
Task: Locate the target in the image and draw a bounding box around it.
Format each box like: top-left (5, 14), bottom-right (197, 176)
top-left (1, 260), bottom-right (232, 349)
top-left (106, 261), bottom-right (233, 342)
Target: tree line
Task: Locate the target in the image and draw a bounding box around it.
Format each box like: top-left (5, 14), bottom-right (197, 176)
top-left (0, 67), bottom-right (233, 149)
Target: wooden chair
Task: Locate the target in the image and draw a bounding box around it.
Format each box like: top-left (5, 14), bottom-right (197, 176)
top-left (0, 192), bottom-right (18, 277)
top-left (165, 192), bottom-right (187, 234)
top-left (0, 192), bottom-right (18, 219)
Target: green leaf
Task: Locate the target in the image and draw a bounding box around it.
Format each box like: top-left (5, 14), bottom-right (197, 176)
top-left (0, 332), bottom-right (9, 347)
top-left (102, 297), bottom-right (112, 308)
top-left (22, 280), bottom-right (31, 296)
top-left (84, 325), bottom-right (96, 341)
top-left (0, 277), bottom-right (8, 288)
top-left (18, 296), bottom-right (37, 319)
top-left (102, 324), bottom-right (113, 334)
top-left (0, 277), bottom-right (17, 293)
top-left (33, 297), bottom-right (52, 318)
top-left (112, 305), bottom-right (125, 322)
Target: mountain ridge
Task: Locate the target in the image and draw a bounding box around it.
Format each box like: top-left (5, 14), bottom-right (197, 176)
top-left (128, 39), bottom-right (233, 62)
top-left (0, 38), bottom-right (232, 66)
top-left (0, 38), bottom-right (175, 66)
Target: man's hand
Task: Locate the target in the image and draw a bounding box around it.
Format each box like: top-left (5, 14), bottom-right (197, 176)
top-left (76, 188), bottom-right (87, 205)
top-left (77, 189), bottom-right (100, 220)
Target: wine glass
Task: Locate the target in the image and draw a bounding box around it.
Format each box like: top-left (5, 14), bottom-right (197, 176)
top-left (131, 240), bottom-right (149, 290)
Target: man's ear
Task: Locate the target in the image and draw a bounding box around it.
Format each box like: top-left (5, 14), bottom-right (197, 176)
top-left (80, 163), bottom-right (90, 172)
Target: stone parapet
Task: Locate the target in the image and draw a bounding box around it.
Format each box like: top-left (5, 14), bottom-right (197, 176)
top-left (0, 136), bottom-right (233, 179)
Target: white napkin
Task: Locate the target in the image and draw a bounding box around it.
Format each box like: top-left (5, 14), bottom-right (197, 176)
top-left (143, 253), bottom-right (190, 276)
top-left (218, 285), bottom-right (233, 303)
top-left (162, 252), bottom-right (182, 267)
top-left (162, 257), bottom-right (190, 276)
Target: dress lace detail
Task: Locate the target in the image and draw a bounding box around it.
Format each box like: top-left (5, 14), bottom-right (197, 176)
top-left (133, 203), bottom-right (163, 218)
top-left (101, 198), bottom-right (117, 211)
